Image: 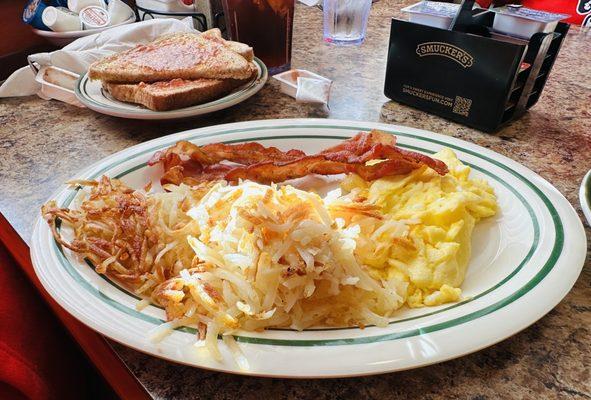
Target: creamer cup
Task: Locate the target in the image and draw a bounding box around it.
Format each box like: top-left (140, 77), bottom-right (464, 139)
top-left (107, 0), bottom-right (134, 25)
top-left (42, 6), bottom-right (83, 32)
top-left (79, 5), bottom-right (110, 29)
top-left (67, 0), bottom-right (106, 13)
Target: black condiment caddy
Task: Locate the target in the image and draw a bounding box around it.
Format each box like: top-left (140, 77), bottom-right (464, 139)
top-left (383, 1), bottom-right (569, 132)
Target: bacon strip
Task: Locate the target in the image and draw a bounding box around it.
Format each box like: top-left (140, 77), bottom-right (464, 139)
top-left (320, 129), bottom-right (396, 155)
top-left (224, 156), bottom-right (424, 183)
top-left (149, 140), bottom-right (305, 167)
top-left (149, 130), bottom-right (448, 186)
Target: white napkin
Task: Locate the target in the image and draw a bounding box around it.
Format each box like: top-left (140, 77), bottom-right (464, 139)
top-left (0, 18), bottom-right (196, 98)
top-left (295, 77), bottom-right (332, 105)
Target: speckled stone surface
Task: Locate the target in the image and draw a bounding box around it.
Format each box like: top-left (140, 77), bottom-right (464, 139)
top-left (1, 1), bottom-right (590, 398)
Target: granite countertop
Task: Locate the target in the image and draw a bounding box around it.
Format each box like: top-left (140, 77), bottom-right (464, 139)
top-left (1, 1), bottom-right (590, 398)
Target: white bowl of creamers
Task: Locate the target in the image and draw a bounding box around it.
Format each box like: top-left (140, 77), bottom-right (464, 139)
top-left (34, 0), bottom-right (136, 46)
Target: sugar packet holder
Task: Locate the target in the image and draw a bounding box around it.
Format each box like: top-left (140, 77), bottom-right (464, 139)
top-left (273, 69), bottom-right (332, 106)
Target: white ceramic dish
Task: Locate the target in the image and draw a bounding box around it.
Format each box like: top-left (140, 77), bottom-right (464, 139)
top-left (34, 65), bottom-right (84, 107)
top-left (74, 57), bottom-right (267, 120)
top-left (30, 119), bottom-right (586, 378)
top-left (272, 69), bottom-right (331, 98)
top-left (32, 14), bottom-right (136, 46)
top-left (579, 170), bottom-right (591, 226)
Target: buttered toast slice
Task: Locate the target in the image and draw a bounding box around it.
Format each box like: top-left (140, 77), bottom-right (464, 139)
top-left (103, 77), bottom-right (249, 111)
top-left (89, 32), bottom-right (252, 83)
top-left (154, 30), bottom-right (254, 62)
top-left (199, 29), bottom-right (254, 62)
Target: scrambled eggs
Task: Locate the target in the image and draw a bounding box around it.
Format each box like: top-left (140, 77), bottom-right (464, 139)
top-left (341, 148), bottom-right (498, 307)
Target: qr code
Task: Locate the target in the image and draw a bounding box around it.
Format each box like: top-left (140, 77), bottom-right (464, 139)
top-left (453, 96), bottom-right (472, 117)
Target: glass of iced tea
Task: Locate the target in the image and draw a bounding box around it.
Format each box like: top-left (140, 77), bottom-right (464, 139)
top-left (221, 0), bottom-right (295, 74)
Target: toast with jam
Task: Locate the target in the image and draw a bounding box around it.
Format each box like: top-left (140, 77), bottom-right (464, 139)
top-left (103, 75), bottom-right (253, 111)
top-left (88, 30), bottom-right (254, 83)
top-left (89, 29), bottom-right (258, 111)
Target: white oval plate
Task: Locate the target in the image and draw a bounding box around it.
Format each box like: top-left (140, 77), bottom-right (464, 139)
top-left (75, 58), bottom-right (268, 120)
top-left (31, 119), bottom-right (586, 378)
top-left (33, 16), bottom-right (137, 46)
top-left (579, 169), bottom-right (591, 226)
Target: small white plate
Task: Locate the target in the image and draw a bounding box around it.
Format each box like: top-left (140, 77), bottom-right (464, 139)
top-left (32, 15), bottom-right (137, 46)
top-left (272, 69), bottom-right (331, 98)
top-left (31, 119), bottom-right (586, 378)
top-left (579, 170), bottom-right (591, 226)
top-left (75, 57), bottom-right (268, 120)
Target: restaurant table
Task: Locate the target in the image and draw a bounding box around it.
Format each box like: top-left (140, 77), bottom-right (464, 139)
top-left (1, 1), bottom-right (590, 399)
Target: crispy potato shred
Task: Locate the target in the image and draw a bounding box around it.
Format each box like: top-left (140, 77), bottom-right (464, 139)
top-left (42, 177), bottom-right (212, 288)
top-left (42, 131), bottom-right (453, 366)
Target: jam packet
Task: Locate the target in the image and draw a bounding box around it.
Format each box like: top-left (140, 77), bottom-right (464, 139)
top-left (499, 6), bottom-right (569, 23)
top-left (492, 5), bottom-right (569, 39)
top-left (402, 1), bottom-right (460, 18)
top-left (401, 1), bottom-right (461, 30)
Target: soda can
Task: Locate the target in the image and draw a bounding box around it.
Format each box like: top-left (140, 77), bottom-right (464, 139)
top-left (23, 0), bottom-right (50, 30)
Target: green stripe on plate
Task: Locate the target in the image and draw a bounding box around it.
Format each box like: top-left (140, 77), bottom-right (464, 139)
top-left (51, 125), bottom-right (561, 346)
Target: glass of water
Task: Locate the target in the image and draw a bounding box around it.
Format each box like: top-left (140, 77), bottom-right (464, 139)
top-left (323, 0), bottom-right (372, 45)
